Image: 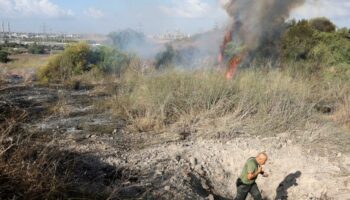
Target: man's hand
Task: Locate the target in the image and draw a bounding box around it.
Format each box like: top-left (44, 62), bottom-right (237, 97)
top-left (260, 166), bottom-right (269, 177)
top-left (262, 172), bottom-right (269, 177)
top-left (259, 166), bottom-right (270, 177)
top-left (248, 166), bottom-right (263, 180)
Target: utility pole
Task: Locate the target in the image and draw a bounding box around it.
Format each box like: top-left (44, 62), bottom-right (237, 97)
top-left (42, 23), bottom-right (47, 43)
top-left (43, 23), bottom-right (47, 34)
top-left (7, 21), bottom-right (11, 38)
top-left (1, 21), bottom-right (4, 39)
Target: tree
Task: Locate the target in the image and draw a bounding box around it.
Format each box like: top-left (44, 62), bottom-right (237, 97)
top-left (280, 20), bottom-right (316, 61)
top-left (108, 29), bottom-right (146, 51)
top-left (310, 17), bottom-right (336, 33)
top-left (280, 18), bottom-right (350, 68)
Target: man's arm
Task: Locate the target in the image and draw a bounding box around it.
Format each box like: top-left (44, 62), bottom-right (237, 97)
top-left (247, 165), bottom-right (263, 180)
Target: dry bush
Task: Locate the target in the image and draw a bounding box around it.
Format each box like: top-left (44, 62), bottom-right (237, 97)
top-left (0, 101), bottom-right (28, 157)
top-left (333, 95), bottom-right (350, 128)
top-left (0, 101), bottom-right (119, 199)
top-left (3, 54), bottom-right (50, 70)
top-left (103, 67), bottom-right (335, 133)
top-left (0, 101), bottom-right (60, 199)
top-left (0, 69), bottom-right (5, 86)
top-left (100, 63), bottom-right (350, 133)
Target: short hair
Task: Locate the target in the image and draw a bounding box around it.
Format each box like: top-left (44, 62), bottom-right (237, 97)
top-left (257, 152), bottom-right (268, 159)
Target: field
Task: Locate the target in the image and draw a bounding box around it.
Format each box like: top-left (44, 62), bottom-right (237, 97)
top-left (1, 58), bottom-right (349, 199)
top-left (0, 17), bottom-right (350, 199)
top-left (1, 54), bottom-right (50, 69)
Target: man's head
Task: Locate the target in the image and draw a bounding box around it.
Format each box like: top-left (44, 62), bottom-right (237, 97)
top-left (256, 152), bottom-right (268, 165)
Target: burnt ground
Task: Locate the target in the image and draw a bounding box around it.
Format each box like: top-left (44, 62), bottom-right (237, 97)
top-left (0, 78), bottom-right (349, 200)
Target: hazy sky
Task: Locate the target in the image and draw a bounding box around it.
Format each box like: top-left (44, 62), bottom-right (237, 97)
top-left (0, 0), bottom-right (349, 34)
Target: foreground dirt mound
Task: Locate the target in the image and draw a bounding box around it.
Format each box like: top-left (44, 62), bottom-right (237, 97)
top-left (1, 85), bottom-right (349, 199)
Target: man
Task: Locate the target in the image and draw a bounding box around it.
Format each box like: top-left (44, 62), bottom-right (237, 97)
top-left (235, 152), bottom-right (269, 200)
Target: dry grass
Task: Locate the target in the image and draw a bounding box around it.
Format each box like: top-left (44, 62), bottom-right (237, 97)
top-left (98, 66), bottom-right (350, 133)
top-left (2, 54), bottom-right (50, 70)
top-left (0, 100), bottom-right (121, 199)
top-left (333, 95), bottom-right (350, 128)
top-left (0, 101), bottom-right (59, 199)
top-left (0, 68), bottom-right (5, 86)
top-left (0, 54), bottom-right (50, 85)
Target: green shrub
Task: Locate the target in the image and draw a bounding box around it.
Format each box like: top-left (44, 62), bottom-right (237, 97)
top-left (93, 46), bottom-right (130, 76)
top-left (310, 31), bottom-right (350, 65)
top-left (38, 42), bottom-right (94, 82)
top-left (38, 43), bottom-right (132, 83)
top-left (28, 43), bottom-right (46, 54)
top-left (280, 18), bottom-right (350, 78)
top-left (0, 50), bottom-right (9, 63)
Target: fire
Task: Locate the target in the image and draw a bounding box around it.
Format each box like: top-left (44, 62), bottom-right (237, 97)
top-left (225, 53), bottom-right (244, 80)
top-left (219, 0), bottom-right (305, 80)
top-left (218, 30), bottom-right (245, 80)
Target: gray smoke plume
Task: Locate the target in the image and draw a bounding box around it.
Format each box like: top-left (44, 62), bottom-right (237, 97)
top-left (220, 0), bottom-right (305, 52)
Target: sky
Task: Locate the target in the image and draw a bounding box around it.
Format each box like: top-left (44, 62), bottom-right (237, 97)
top-left (0, 0), bottom-right (349, 35)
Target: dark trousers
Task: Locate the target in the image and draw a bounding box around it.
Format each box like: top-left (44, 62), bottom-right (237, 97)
top-left (234, 178), bottom-right (262, 200)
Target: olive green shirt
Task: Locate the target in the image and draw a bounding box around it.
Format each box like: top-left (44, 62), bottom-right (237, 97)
top-left (239, 157), bottom-right (259, 185)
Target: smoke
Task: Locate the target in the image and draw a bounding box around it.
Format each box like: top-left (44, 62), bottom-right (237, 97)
top-left (108, 29), bottom-right (162, 58)
top-left (155, 29), bottom-right (225, 69)
top-left (220, 0), bottom-right (306, 51)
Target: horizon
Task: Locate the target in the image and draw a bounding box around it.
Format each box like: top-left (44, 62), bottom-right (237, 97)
top-left (0, 0), bottom-right (349, 35)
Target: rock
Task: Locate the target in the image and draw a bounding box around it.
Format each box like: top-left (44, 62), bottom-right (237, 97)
top-left (206, 194), bottom-right (215, 200)
top-left (276, 143), bottom-right (283, 149)
top-left (4, 137), bottom-right (13, 143)
top-left (91, 135), bottom-right (97, 139)
top-left (195, 165), bottom-right (205, 176)
top-left (155, 170), bottom-right (162, 176)
top-left (201, 178), bottom-right (210, 190)
top-left (176, 155), bottom-right (181, 162)
top-left (182, 166), bottom-right (190, 177)
top-left (190, 157), bottom-right (197, 166)
top-left (164, 185), bottom-right (171, 191)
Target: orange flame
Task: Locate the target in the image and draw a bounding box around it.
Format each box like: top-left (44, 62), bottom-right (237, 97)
top-left (225, 53), bottom-right (244, 80)
top-left (219, 30), bottom-right (246, 80)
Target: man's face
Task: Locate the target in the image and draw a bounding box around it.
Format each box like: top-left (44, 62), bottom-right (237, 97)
top-left (257, 156), bottom-right (267, 165)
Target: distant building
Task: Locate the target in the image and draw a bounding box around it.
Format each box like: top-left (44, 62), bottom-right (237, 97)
top-left (152, 30), bottom-right (190, 41)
